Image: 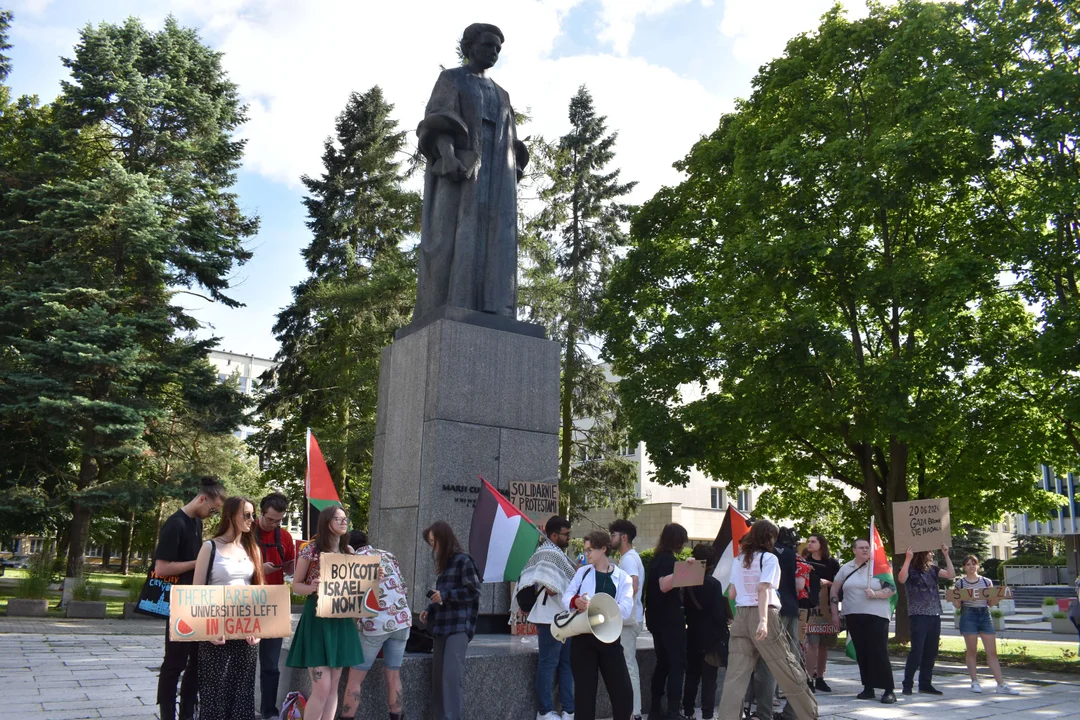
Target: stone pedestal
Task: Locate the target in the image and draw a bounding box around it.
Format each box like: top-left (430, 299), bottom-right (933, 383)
top-left (369, 310), bottom-right (560, 622)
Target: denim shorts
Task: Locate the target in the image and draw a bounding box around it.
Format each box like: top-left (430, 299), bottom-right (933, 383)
top-left (352, 627), bottom-right (411, 671)
top-left (959, 607), bottom-right (994, 635)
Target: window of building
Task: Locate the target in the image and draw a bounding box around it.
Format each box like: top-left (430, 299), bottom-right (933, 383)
top-left (991, 522), bottom-right (999, 532)
top-left (1005, 546), bottom-right (1012, 559)
top-left (239, 376), bottom-right (249, 393)
top-left (217, 373), bottom-right (227, 384)
top-left (711, 487), bottom-right (724, 509)
top-left (991, 546), bottom-right (1000, 559)
top-left (85, 545), bottom-right (102, 558)
top-left (737, 489), bottom-right (752, 513)
top-left (29, 538), bottom-right (45, 554)
top-left (1003, 516), bottom-right (1010, 532)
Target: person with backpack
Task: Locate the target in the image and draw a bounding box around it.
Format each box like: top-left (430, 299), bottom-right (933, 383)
top-left (801, 534), bottom-right (840, 692)
top-left (682, 544), bottom-right (731, 720)
top-left (192, 496), bottom-right (266, 720)
top-left (287, 506), bottom-right (365, 720)
top-left (646, 523), bottom-right (689, 720)
top-left (561, 530), bottom-right (635, 720)
top-left (340, 529), bottom-right (412, 720)
top-left (897, 544), bottom-right (954, 695)
top-left (254, 492), bottom-right (296, 720)
top-left (717, 520), bottom-right (818, 720)
top-left (516, 516), bottom-right (577, 720)
top-left (610, 519), bottom-right (646, 720)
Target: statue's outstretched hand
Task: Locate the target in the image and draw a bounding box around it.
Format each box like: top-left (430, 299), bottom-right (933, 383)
top-left (433, 153), bottom-right (468, 181)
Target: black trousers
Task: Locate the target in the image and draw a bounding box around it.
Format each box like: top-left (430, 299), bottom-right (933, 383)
top-left (903, 615), bottom-right (941, 689)
top-left (846, 613), bottom-right (894, 691)
top-left (570, 633), bottom-right (633, 720)
top-left (650, 622), bottom-right (687, 716)
top-left (683, 637), bottom-right (719, 719)
top-left (157, 628), bottom-right (199, 720)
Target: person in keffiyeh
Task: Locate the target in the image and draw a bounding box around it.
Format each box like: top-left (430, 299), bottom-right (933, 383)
top-left (517, 516), bottom-right (578, 720)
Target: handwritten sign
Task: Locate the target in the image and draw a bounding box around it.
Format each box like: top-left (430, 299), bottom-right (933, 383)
top-left (315, 553), bottom-right (381, 618)
top-left (168, 584), bottom-right (291, 641)
top-left (892, 498), bottom-right (952, 553)
top-left (673, 559), bottom-right (706, 588)
top-left (509, 481), bottom-right (559, 517)
top-left (944, 586), bottom-right (1010, 603)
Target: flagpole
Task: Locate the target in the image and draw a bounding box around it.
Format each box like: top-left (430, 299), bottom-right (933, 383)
top-left (304, 428), bottom-right (311, 541)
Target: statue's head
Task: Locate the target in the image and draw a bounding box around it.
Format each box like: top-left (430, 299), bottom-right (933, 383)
top-left (460, 23), bottom-right (504, 72)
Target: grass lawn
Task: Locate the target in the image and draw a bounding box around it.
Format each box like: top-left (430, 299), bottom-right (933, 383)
top-left (1, 568), bottom-right (140, 618)
top-left (884, 635), bottom-right (1080, 673)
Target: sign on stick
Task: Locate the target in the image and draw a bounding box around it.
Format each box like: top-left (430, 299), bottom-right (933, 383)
top-left (509, 480), bottom-right (559, 517)
top-left (168, 584), bottom-right (291, 641)
top-left (892, 497), bottom-right (952, 553)
top-left (315, 553), bottom-right (381, 618)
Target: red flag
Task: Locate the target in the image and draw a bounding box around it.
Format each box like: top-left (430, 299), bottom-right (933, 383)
top-left (305, 429), bottom-right (342, 539)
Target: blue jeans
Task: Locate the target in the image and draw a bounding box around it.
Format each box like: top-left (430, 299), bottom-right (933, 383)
top-left (258, 636), bottom-right (284, 718)
top-left (903, 615), bottom-right (941, 689)
top-left (536, 625), bottom-right (574, 714)
top-left (959, 607), bottom-right (994, 635)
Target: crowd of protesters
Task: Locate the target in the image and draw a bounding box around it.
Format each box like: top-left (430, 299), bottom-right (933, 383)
top-left (151, 480), bottom-right (1025, 720)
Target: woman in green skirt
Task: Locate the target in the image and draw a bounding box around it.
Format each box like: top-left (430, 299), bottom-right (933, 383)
top-left (287, 505), bottom-right (364, 720)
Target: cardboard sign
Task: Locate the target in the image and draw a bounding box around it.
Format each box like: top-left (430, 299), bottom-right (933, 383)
top-left (168, 584), bottom-right (292, 641)
top-left (315, 553), bottom-right (381, 618)
top-left (509, 480), bottom-right (559, 517)
top-left (672, 559), bottom-right (706, 588)
top-left (944, 585), bottom-right (1010, 603)
top-left (892, 498), bottom-right (952, 552)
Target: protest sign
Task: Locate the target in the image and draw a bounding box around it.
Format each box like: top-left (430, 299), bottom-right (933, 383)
top-left (672, 559), bottom-right (706, 588)
top-left (315, 553), bottom-right (381, 618)
top-left (509, 480), bottom-right (559, 518)
top-left (892, 497), bottom-right (951, 552)
top-left (169, 584), bottom-right (291, 641)
top-left (943, 586), bottom-right (1010, 603)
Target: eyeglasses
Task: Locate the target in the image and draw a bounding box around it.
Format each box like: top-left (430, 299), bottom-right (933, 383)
top-left (242, 512), bottom-right (254, 521)
top-left (207, 508), bottom-right (220, 517)
top-left (555, 531), bottom-right (571, 538)
top-left (332, 517), bottom-right (349, 524)
top-left (261, 516), bottom-right (283, 526)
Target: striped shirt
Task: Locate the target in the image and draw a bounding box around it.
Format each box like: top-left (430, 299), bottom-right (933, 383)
top-left (955, 575), bottom-right (992, 608)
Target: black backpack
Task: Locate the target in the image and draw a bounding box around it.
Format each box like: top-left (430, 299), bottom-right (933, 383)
top-left (516, 584), bottom-right (540, 614)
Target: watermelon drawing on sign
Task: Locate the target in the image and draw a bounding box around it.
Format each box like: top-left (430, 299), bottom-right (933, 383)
top-left (363, 588), bottom-right (380, 615)
top-left (174, 618), bottom-right (195, 638)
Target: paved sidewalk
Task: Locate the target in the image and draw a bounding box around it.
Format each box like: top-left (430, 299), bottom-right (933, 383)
top-left (4, 617), bottom-right (1080, 719)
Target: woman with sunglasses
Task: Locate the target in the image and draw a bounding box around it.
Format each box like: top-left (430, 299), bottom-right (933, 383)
top-left (286, 505), bottom-right (364, 720)
top-left (192, 496), bottom-right (266, 720)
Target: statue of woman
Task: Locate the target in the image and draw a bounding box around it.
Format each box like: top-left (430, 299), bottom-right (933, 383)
top-left (413, 23), bottom-right (529, 320)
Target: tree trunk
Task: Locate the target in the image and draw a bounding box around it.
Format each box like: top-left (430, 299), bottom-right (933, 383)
top-left (892, 552), bottom-right (910, 644)
top-left (102, 543), bottom-right (112, 570)
top-left (65, 501), bottom-right (94, 579)
top-left (559, 323), bottom-right (578, 516)
top-left (119, 511), bottom-right (133, 576)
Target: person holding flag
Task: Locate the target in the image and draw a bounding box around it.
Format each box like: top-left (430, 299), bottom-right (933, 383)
top-left (830, 533), bottom-right (896, 704)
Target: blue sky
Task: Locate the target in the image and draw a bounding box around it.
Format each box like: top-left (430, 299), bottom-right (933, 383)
top-left (4, 0), bottom-right (873, 359)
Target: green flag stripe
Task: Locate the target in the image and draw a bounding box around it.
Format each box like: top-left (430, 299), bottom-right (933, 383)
top-left (503, 521), bottom-right (540, 581)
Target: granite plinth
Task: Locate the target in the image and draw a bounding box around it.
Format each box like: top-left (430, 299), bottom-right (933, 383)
top-left (280, 632), bottom-right (716, 720)
top-left (370, 316), bottom-right (561, 619)
top-left (396, 304), bottom-right (547, 340)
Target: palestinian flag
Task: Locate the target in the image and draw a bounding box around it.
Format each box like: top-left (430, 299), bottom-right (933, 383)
top-left (847, 516), bottom-right (896, 660)
top-left (305, 429), bottom-right (342, 539)
top-left (712, 505), bottom-right (752, 610)
top-left (470, 478), bottom-right (540, 583)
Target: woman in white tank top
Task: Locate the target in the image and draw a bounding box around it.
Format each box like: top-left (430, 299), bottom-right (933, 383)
top-left (192, 496), bottom-right (267, 720)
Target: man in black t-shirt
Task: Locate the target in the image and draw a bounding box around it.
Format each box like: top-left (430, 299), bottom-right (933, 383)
top-left (154, 476), bottom-right (226, 720)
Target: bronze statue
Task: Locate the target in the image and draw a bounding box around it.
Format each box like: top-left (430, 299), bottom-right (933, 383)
top-left (413, 23), bottom-right (529, 320)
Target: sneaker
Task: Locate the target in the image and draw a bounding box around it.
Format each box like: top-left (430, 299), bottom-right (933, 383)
top-left (814, 677), bottom-right (832, 693)
top-left (856, 689), bottom-right (876, 700)
top-left (807, 678), bottom-right (815, 694)
top-left (901, 686), bottom-right (913, 696)
top-left (537, 714), bottom-right (558, 720)
top-left (996, 683), bottom-right (1020, 695)
top-left (970, 681), bottom-right (982, 693)
top-left (881, 691), bottom-right (896, 704)
top-left (562, 713), bottom-right (575, 720)
top-left (919, 686), bottom-right (943, 695)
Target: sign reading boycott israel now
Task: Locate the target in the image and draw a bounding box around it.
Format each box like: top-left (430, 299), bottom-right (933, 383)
top-left (509, 480), bottom-right (559, 517)
top-left (315, 553), bottom-right (381, 618)
top-left (169, 584), bottom-right (291, 641)
top-left (892, 497), bottom-right (952, 553)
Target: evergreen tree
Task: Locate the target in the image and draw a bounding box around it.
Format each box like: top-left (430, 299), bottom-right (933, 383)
top-left (253, 87), bottom-right (420, 522)
top-left (0, 16), bottom-right (254, 578)
top-left (520, 86), bottom-right (638, 520)
top-left (950, 524), bottom-right (991, 567)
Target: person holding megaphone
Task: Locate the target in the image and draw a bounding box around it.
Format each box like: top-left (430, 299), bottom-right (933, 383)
top-left (557, 530), bottom-right (635, 720)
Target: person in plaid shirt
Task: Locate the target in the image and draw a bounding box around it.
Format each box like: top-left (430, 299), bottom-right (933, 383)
top-left (420, 521), bottom-right (481, 720)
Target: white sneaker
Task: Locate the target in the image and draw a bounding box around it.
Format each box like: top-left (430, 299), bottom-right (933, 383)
top-left (562, 713), bottom-right (575, 720)
top-left (996, 683), bottom-right (1020, 695)
top-left (537, 714), bottom-right (558, 720)
top-left (970, 681), bottom-right (982, 693)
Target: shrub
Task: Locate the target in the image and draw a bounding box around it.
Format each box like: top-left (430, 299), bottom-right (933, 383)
top-left (1052, 611), bottom-right (1067, 619)
top-left (1044, 597), bottom-right (1058, 606)
top-left (123, 575), bottom-right (144, 603)
top-left (69, 574), bottom-right (103, 602)
top-left (16, 552), bottom-right (54, 599)
top-left (991, 608), bottom-right (1005, 619)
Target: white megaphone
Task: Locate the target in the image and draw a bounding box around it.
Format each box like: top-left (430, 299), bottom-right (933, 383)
top-left (551, 593), bottom-right (623, 644)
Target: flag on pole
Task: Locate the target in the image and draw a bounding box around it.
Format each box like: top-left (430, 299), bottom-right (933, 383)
top-left (712, 505), bottom-right (752, 611)
top-left (469, 478), bottom-right (541, 583)
top-left (847, 515), bottom-right (896, 660)
top-left (305, 429), bottom-right (342, 539)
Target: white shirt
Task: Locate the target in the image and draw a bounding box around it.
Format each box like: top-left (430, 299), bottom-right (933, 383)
top-left (561, 564), bottom-right (635, 622)
top-left (618, 548), bottom-right (645, 624)
top-left (729, 551), bottom-right (782, 608)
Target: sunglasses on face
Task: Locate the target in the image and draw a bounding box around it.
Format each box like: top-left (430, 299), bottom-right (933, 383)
top-left (242, 512), bottom-right (254, 521)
